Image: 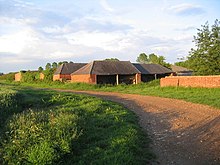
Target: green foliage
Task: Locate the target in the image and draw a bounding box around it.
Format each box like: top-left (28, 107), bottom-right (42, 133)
top-left (136, 53), bottom-right (170, 68)
top-left (105, 58), bottom-right (120, 61)
top-left (136, 53), bottom-right (149, 63)
top-left (38, 66), bottom-right (43, 72)
top-left (0, 87), bottom-right (153, 164)
top-left (0, 73), bottom-right (15, 82)
top-left (188, 19), bottom-right (220, 75)
top-left (21, 71), bottom-right (39, 83)
top-left (2, 108), bottom-right (78, 164)
top-left (0, 88), bottom-right (19, 112)
top-left (43, 69), bottom-right (54, 82)
top-left (174, 61), bottom-right (190, 68)
top-left (45, 63), bottom-right (52, 70)
top-left (52, 62), bottom-right (58, 69)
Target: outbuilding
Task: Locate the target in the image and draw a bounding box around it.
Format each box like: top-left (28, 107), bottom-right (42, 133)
top-left (71, 61), bottom-right (141, 85)
top-left (133, 63), bottom-right (173, 82)
top-left (53, 63), bottom-right (87, 81)
top-left (171, 65), bottom-right (193, 76)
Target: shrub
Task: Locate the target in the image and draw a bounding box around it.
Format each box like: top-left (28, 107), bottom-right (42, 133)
top-left (0, 73), bottom-right (15, 82)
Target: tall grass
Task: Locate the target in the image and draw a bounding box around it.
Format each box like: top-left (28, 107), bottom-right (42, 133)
top-left (0, 86), bottom-right (154, 164)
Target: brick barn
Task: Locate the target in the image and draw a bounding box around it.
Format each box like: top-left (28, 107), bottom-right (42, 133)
top-left (133, 63), bottom-right (173, 82)
top-left (171, 65), bottom-right (193, 76)
top-left (53, 63), bottom-right (87, 81)
top-left (71, 61), bottom-right (141, 85)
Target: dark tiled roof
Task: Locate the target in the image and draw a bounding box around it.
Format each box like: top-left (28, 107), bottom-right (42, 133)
top-left (54, 63), bottom-right (87, 75)
top-left (133, 63), bottom-right (173, 74)
top-left (72, 61), bottom-right (140, 75)
top-left (171, 65), bottom-right (192, 72)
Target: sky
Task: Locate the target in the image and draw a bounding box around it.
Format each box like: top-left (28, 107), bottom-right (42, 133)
top-left (0, 0), bottom-right (219, 73)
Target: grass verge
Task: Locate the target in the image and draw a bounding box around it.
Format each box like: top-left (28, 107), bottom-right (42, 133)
top-left (0, 85), bottom-right (155, 164)
top-left (1, 80), bottom-right (220, 109)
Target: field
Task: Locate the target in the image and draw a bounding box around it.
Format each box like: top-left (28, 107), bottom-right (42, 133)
top-left (0, 85), bottom-right (154, 164)
top-left (2, 80), bottom-right (220, 109)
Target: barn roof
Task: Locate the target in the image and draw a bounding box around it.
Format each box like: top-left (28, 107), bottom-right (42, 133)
top-left (133, 63), bottom-right (173, 74)
top-left (171, 65), bottom-right (192, 73)
top-left (72, 61), bottom-right (140, 75)
top-left (54, 63), bottom-right (87, 75)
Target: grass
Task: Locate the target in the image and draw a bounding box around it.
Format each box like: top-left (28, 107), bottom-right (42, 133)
top-left (0, 85), bottom-right (154, 164)
top-left (1, 79), bottom-right (220, 109)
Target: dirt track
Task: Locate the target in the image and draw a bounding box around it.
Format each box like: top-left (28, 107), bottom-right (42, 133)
top-left (57, 89), bottom-right (220, 165)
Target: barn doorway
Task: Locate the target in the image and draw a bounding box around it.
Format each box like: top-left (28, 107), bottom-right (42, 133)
top-left (119, 74), bottom-right (136, 84)
top-left (97, 75), bottom-right (116, 85)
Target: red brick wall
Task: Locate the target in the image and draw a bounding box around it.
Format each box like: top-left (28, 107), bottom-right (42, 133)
top-left (160, 76), bottom-right (220, 88)
top-left (53, 74), bottom-right (60, 81)
top-left (71, 74), bottom-right (96, 84)
top-left (53, 74), bottom-right (71, 81)
top-left (40, 73), bottom-right (44, 80)
top-left (15, 73), bottom-right (22, 81)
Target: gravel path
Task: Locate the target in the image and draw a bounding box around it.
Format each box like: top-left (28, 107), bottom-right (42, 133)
top-left (56, 89), bottom-right (220, 165)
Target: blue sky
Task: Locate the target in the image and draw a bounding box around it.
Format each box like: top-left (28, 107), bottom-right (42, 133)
top-left (0, 0), bottom-right (219, 73)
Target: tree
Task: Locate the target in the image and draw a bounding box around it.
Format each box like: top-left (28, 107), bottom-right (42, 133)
top-left (174, 61), bottom-right (190, 68)
top-left (38, 67), bottom-right (43, 72)
top-left (136, 53), bottom-right (149, 63)
top-left (52, 62), bottom-right (58, 69)
top-left (45, 63), bottom-right (51, 70)
top-left (105, 58), bottom-right (119, 61)
top-left (137, 53), bottom-right (170, 67)
top-left (188, 19), bottom-right (220, 75)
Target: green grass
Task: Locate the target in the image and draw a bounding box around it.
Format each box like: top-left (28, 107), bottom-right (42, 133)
top-left (0, 85), bottom-right (154, 164)
top-left (1, 79), bottom-right (220, 109)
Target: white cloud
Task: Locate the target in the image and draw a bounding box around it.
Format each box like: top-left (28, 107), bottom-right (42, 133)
top-left (100, 0), bottom-right (114, 12)
top-left (64, 30), bottom-right (132, 51)
top-left (166, 3), bottom-right (205, 15)
top-left (0, 16), bottom-right (38, 25)
top-left (0, 28), bottom-right (39, 54)
top-left (48, 51), bottom-right (77, 59)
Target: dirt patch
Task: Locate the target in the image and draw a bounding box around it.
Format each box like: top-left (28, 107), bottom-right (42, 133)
top-left (56, 89), bottom-right (220, 165)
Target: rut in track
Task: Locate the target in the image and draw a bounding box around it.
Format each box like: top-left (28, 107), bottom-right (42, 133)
top-left (56, 89), bottom-right (220, 165)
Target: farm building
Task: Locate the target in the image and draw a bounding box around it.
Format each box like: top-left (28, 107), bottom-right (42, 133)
top-left (171, 65), bottom-right (193, 76)
top-left (53, 63), bottom-right (87, 81)
top-left (133, 63), bottom-right (173, 82)
top-left (71, 61), bottom-right (141, 85)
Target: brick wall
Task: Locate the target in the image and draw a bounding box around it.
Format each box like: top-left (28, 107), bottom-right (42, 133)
top-left (40, 73), bottom-right (44, 80)
top-left (15, 73), bottom-right (22, 81)
top-left (53, 74), bottom-right (71, 81)
top-left (53, 74), bottom-right (60, 81)
top-left (71, 74), bottom-right (96, 84)
top-left (160, 76), bottom-right (220, 88)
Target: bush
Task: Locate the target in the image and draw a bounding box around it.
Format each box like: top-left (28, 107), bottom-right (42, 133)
top-left (21, 71), bottom-right (39, 83)
top-left (0, 73), bottom-right (15, 82)
top-left (2, 109), bottom-right (79, 164)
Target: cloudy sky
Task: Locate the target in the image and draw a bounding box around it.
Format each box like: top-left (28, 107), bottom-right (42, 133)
top-left (0, 0), bottom-right (219, 73)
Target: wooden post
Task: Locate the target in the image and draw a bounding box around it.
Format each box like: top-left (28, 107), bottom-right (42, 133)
top-left (135, 74), bottom-right (137, 84)
top-left (154, 74), bottom-right (157, 80)
top-left (116, 74), bottom-right (119, 85)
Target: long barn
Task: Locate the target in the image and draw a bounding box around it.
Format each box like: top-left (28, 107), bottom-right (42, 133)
top-left (71, 61), bottom-right (141, 85)
top-left (133, 63), bottom-right (173, 82)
